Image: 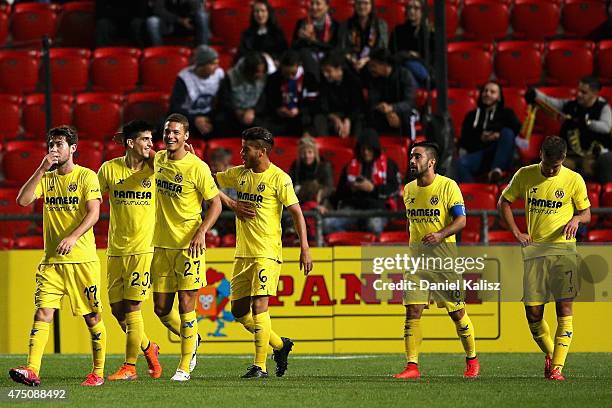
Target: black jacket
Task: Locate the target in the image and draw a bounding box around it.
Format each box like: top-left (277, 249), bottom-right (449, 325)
top-left (238, 26), bottom-right (288, 61)
top-left (363, 65), bottom-right (415, 123)
top-left (316, 69), bottom-right (364, 119)
top-left (291, 17), bottom-right (339, 53)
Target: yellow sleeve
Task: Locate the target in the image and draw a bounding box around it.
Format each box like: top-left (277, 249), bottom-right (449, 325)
top-left (97, 163), bottom-right (109, 193)
top-left (502, 169), bottom-right (524, 203)
top-left (402, 183), bottom-right (410, 207)
top-left (278, 173), bottom-right (299, 207)
top-left (34, 176), bottom-right (44, 199)
top-left (572, 175), bottom-right (590, 211)
top-left (447, 180), bottom-right (464, 209)
top-left (196, 161), bottom-right (219, 201)
top-left (84, 169), bottom-right (102, 201)
top-left (216, 167), bottom-right (238, 189)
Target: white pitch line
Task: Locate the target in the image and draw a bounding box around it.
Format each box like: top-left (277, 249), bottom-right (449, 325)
top-left (0, 354), bottom-right (389, 360)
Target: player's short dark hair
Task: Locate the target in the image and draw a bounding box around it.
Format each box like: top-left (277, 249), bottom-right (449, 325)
top-left (120, 120), bottom-right (153, 148)
top-left (580, 75), bottom-right (602, 92)
top-left (47, 125), bottom-right (77, 146)
top-left (541, 135), bottom-right (567, 161)
top-left (280, 50), bottom-right (301, 67)
top-left (411, 141), bottom-right (439, 162)
top-left (242, 126), bottom-right (274, 151)
top-left (321, 51), bottom-right (345, 68)
top-left (165, 113), bottom-right (189, 132)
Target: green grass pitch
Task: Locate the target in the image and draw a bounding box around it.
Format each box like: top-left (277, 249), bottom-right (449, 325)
top-left (1, 353), bottom-right (610, 407)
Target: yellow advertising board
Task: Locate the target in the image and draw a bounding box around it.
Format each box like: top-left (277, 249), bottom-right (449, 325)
top-left (0, 245), bottom-right (610, 354)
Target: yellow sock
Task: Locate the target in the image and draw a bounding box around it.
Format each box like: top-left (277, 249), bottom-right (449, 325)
top-left (404, 318), bottom-right (422, 364)
top-left (552, 316), bottom-right (573, 371)
top-left (125, 311), bottom-right (144, 365)
top-left (119, 318), bottom-right (150, 351)
top-left (454, 313), bottom-right (476, 358)
top-left (253, 312), bottom-right (272, 372)
top-left (88, 321), bottom-right (106, 377)
top-left (178, 311), bottom-right (197, 373)
top-left (160, 310), bottom-right (181, 337)
top-left (26, 321), bottom-right (50, 377)
top-left (236, 312), bottom-right (284, 350)
top-left (528, 319), bottom-right (554, 356)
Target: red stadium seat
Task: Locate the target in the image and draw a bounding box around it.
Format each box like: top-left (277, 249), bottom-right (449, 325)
top-left (104, 143), bottom-right (125, 161)
top-left (375, 3), bottom-right (406, 33)
top-left (22, 94), bottom-right (73, 139)
top-left (428, 1), bottom-right (460, 39)
top-left (379, 231), bottom-right (409, 244)
top-left (270, 137), bottom-right (299, 173)
top-left (206, 231), bottom-right (221, 248)
top-left (275, 7), bottom-right (308, 43)
top-left (91, 47), bottom-right (141, 93)
top-left (511, 0), bottom-right (560, 40)
top-left (0, 50), bottom-right (40, 93)
top-left (0, 10), bottom-right (8, 45)
top-left (318, 145), bottom-right (354, 186)
top-left (447, 42), bottom-right (493, 88)
top-left (380, 140), bottom-right (408, 177)
top-left (545, 40), bottom-right (595, 86)
top-left (487, 230), bottom-right (515, 243)
top-left (55, 1), bottom-right (95, 48)
top-left (495, 41), bottom-right (544, 87)
top-left (462, 190), bottom-right (497, 233)
top-left (462, 0), bottom-right (510, 41)
top-left (49, 48), bottom-right (91, 94)
top-left (460, 230), bottom-right (481, 243)
top-left (588, 188), bottom-right (600, 226)
top-left (4, 139), bottom-right (46, 152)
top-left (503, 87), bottom-right (528, 123)
top-left (329, 3), bottom-right (353, 21)
top-left (141, 46), bottom-right (191, 92)
top-left (460, 183), bottom-right (499, 196)
top-left (517, 133), bottom-right (544, 164)
top-left (2, 143), bottom-right (46, 186)
top-left (210, 7), bottom-right (251, 50)
top-left (74, 140), bottom-right (103, 171)
top-left (562, 0), bottom-right (608, 38)
top-left (206, 137), bottom-right (244, 166)
top-left (0, 94), bottom-right (22, 139)
top-left (73, 93), bottom-right (123, 141)
top-left (94, 197), bottom-right (110, 236)
top-left (596, 41), bottom-right (612, 85)
top-left (433, 88), bottom-right (478, 139)
top-left (123, 92), bottom-right (170, 125)
top-left (325, 231), bottom-right (377, 246)
top-left (0, 188), bottom-right (33, 237)
top-left (0, 236), bottom-right (14, 249)
top-left (533, 86), bottom-right (577, 135)
top-left (586, 229), bottom-right (612, 242)
top-left (314, 136), bottom-right (355, 149)
top-left (95, 234), bottom-right (108, 249)
top-left (602, 182), bottom-right (612, 227)
top-left (10, 3), bottom-right (59, 45)
top-left (14, 235), bottom-right (44, 249)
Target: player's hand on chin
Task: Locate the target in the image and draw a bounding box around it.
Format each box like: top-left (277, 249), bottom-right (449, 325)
top-left (56, 235), bottom-right (77, 255)
top-left (235, 201), bottom-right (256, 220)
top-left (189, 231), bottom-right (206, 258)
top-left (421, 232), bottom-right (443, 246)
top-left (300, 248), bottom-right (313, 275)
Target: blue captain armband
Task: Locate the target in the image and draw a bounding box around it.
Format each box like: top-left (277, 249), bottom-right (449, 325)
top-left (450, 204), bottom-right (466, 218)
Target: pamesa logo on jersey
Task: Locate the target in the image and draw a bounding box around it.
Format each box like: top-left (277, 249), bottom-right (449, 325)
top-left (195, 267), bottom-right (235, 337)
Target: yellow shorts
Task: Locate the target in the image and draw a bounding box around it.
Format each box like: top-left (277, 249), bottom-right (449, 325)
top-left (107, 253), bottom-right (153, 304)
top-left (35, 262), bottom-right (101, 316)
top-left (402, 270), bottom-right (465, 312)
top-left (151, 248), bottom-right (206, 293)
top-left (231, 257), bottom-right (282, 300)
top-left (523, 254), bottom-right (579, 306)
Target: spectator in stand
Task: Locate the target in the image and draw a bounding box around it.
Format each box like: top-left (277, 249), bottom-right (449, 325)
top-left (95, 0), bottom-right (148, 47)
top-left (289, 136), bottom-right (335, 201)
top-left (208, 147), bottom-right (236, 237)
top-left (263, 50), bottom-right (319, 137)
top-left (363, 48), bottom-right (416, 137)
top-left (217, 52), bottom-right (269, 136)
top-left (292, 0), bottom-right (340, 79)
top-left (237, 0), bottom-right (288, 65)
top-left (169, 45), bottom-right (225, 139)
top-left (296, 180), bottom-right (326, 242)
top-left (338, 0), bottom-right (388, 72)
top-left (389, 0), bottom-right (434, 88)
top-left (146, 0), bottom-right (210, 46)
top-left (526, 76), bottom-right (612, 182)
top-left (330, 128), bottom-right (400, 234)
top-left (457, 81), bottom-right (521, 183)
top-left (312, 52), bottom-right (364, 138)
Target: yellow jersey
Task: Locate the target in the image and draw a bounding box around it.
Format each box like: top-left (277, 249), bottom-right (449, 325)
top-left (152, 150), bottom-right (218, 249)
top-left (403, 175), bottom-right (465, 245)
top-left (502, 164), bottom-right (589, 254)
top-left (97, 157), bottom-right (155, 256)
top-left (34, 165), bottom-right (101, 264)
top-left (216, 163), bottom-right (299, 262)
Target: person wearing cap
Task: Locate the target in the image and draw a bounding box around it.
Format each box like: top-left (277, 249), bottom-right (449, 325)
top-left (169, 45), bottom-right (225, 139)
top-left (97, 120), bottom-right (163, 381)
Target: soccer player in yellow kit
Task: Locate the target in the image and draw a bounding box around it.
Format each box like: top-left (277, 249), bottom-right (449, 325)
top-left (394, 141), bottom-right (480, 379)
top-left (151, 113), bottom-right (222, 381)
top-left (216, 127), bottom-right (313, 379)
top-left (499, 136), bottom-right (591, 381)
top-left (9, 126), bottom-right (106, 387)
top-left (98, 120), bottom-right (162, 380)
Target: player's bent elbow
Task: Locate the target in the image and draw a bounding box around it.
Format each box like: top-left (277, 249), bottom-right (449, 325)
top-left (16, 195), bottom-right (33, 207)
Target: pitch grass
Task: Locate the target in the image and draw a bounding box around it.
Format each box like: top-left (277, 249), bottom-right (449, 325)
top-left (1, 353), bottom-right (611, 408)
